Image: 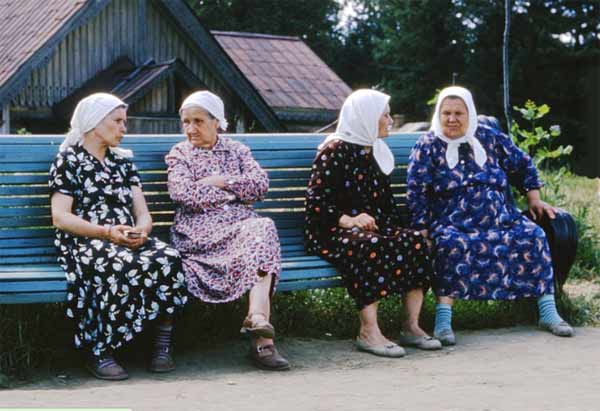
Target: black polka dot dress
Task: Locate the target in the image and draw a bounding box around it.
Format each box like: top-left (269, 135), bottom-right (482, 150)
top-left (304, 140), bottom-right (432, 309)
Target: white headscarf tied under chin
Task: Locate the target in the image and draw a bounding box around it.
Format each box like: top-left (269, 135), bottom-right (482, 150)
top-left (60, 93), bottom-right (132, 157)
top-left (430, 86), bottom-right (487, 169)
top-left (180, 90), bottom-right (229, 131)
top-left (319, 89), bottom-right (395, 175)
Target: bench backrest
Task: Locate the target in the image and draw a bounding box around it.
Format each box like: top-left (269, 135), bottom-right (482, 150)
top-left (0, 133), bottom-right (420, 267)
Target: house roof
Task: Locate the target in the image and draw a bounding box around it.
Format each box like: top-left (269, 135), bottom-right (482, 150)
top-left (0, 0), bottom-right (283, 130)
top-left (0, 0), bottom-right (87, 88)
top-left (212, 31), bottom-right (352, 114)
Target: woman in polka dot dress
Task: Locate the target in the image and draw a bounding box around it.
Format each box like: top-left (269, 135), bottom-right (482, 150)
top-left (305, 90), bottom-right (441, 357)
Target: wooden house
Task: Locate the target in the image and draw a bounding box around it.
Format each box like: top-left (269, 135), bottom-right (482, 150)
top-left (0, 0), bottom-right (351, 134)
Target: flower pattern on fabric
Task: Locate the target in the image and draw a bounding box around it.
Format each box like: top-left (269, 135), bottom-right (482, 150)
top-left (304, 140), bottom-right (432, 309)
top-left (165, 137), bottom-right (281, 303)
top-left (49, 145), bottom-right (187, 356)
top-left (407, 125), bottom-right (554, 300)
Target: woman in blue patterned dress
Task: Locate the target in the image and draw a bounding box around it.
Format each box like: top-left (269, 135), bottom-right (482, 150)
top-left (407, 86), bottom-right (574, 346)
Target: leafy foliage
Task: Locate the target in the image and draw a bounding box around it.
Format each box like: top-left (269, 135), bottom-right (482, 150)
top-left (511, 100), bottom-right (572, 169)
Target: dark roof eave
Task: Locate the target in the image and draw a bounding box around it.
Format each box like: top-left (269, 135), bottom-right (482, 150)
top-left (274, 108), bottom-right (338, 124)
top-left (116, 59), bottom-right (207, 105)
top-left (211, 30), bottom-right (300, 42)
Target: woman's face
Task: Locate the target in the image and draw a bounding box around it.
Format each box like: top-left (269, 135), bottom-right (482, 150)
top-left (93, 107), bottom-right (127, 147)
top-left (377, 105), bottom-right (393, 138)
top-left (439, 97), bottom-right (469, 139)
top-left (180, 106), bottom-right (219, 148)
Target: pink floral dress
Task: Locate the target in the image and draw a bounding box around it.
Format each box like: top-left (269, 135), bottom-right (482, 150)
top-left (165, 137), bottom-right (281, 303)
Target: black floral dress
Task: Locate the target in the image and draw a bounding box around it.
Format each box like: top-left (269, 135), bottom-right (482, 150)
top-left (304, 140), bottom-right (432, 309)
top-left (49, 145), bottom-right (188, 356)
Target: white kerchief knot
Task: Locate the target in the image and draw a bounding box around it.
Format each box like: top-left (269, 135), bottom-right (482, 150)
top-left (180, 90), bottom-right (229, 131)
top-left (60, 93), bottom-right (132, 157)
top-left (430, 86), bottom-right (487, 169)
top-left (319, 89), bottom-right (395, 175)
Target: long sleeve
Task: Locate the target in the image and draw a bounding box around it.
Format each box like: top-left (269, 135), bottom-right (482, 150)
top-left (223, 144), bottom-right (269, 203)
top-left (492, 129), bottom-right (544, 194)
top-left (304, 142), bottom-right (345, 253)
top-left (407, 136), bottom-right (434, 231)
top-left (165, 145), bottom-right (234, 212)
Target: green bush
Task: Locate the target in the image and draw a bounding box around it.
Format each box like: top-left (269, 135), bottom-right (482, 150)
top-left (511, 101), bottom-right (600, 281)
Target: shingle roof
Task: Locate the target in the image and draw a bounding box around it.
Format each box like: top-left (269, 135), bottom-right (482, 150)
top-left (0, 0), bottom-right (86, 88)
top-left (212, 31), bottom-right (351, 112)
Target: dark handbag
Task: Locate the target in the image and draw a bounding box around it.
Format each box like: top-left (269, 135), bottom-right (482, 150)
top-left (521, 210), bottom-right (578, 294)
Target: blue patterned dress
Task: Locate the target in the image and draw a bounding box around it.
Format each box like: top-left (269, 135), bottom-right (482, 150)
top-left (407, 125), bottom-right (554, 300)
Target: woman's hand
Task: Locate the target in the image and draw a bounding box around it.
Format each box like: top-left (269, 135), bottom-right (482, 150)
top-left (199, 175), bottom-right (227, 188)
top-left (127, 227), bottom-right (149, 250)
top-left (108, 225), bottom-right (143, 249)
top-left (338, 213), bottom-right (379, 231)
top-left (526, 190), bottom-right (557, 221)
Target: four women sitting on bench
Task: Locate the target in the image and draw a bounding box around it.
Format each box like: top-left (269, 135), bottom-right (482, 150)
top-left (50, 87), bottom-right (572, 379)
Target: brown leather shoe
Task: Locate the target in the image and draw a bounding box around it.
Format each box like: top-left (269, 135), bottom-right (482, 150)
top-left (85, 353), bottom-right (129, 381)
top-left (249, 343), bottom-right (290, 371)
top-left (240, 313), bottom-right (275, 339)
top-left (149, 346), bottom-right (176, 373)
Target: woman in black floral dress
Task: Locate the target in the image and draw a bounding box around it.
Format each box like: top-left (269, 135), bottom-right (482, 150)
top-left (305, 90), bottom-right (440, 357)
top-left (49, 93), bottom-right (187, 380)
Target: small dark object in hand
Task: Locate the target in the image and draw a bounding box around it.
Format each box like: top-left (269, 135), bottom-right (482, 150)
top-left (125, 230), bottom-right (142, 239)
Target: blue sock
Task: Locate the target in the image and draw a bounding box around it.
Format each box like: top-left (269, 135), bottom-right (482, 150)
top-left (434, 303), bottom-right (453, 335)
top-left (537, 294), bottom-right (564, 325)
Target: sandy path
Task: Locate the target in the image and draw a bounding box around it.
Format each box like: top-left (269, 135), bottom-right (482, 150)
top-left (1, 326), bottom-right (599, 411)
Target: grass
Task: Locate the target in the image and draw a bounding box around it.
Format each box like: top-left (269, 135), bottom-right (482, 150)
top-left (548, 173), bottom-right (600, 280)
top-left (1, 174), bottom-right (599, 381)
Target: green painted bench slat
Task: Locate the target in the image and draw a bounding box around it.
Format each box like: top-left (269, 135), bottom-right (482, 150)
top-left (0, 281), bottom-right (67, 293)
top-left (0, 292), bottom-right (67, 304)
top-left (277, 279), bottom-right (342, 292)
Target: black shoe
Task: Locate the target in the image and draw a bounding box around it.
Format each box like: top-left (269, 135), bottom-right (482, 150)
top-left (85, 353), bottom-right (129, 381)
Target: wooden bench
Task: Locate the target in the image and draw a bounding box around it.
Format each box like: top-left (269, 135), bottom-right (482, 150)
top-left (0, 133), bottom-right (419, 303)
top-left (0, 131), bottom-right (577, 304)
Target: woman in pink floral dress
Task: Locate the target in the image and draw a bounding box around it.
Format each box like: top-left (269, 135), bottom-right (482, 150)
top-left (166, 91), bottom-right (289, 371)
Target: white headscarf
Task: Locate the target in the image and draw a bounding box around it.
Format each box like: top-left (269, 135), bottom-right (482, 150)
top-left (180, 90), bottom-right (228, 131)
top-left (319, 89), bottom-right (395, 175)
top-left (430, 86), bottom-right (487, 169)
top-left (60, 92), bottom-right (132, 157)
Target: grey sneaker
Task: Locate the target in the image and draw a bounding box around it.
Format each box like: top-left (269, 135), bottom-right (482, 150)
top-left (434, 329), bottom-right (456, 346)
top-left (398, 334), bottom-right (443, 351)
top-left (539, 320), bottom-right (574, 337)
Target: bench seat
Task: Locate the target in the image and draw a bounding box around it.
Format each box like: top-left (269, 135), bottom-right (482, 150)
top-left (0, 254), bottom-right (341, 303)
top-left (0, 133), bottom-right (418, 304)
top-left (0, 131), bottom-right (576, 304)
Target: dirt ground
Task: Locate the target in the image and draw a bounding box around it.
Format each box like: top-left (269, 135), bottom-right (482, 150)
top-left (1, 326), bottom-right (599, 411)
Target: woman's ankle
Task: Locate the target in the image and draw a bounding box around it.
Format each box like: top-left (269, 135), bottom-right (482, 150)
top-left (402, 322), bottom-right (427, 337)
